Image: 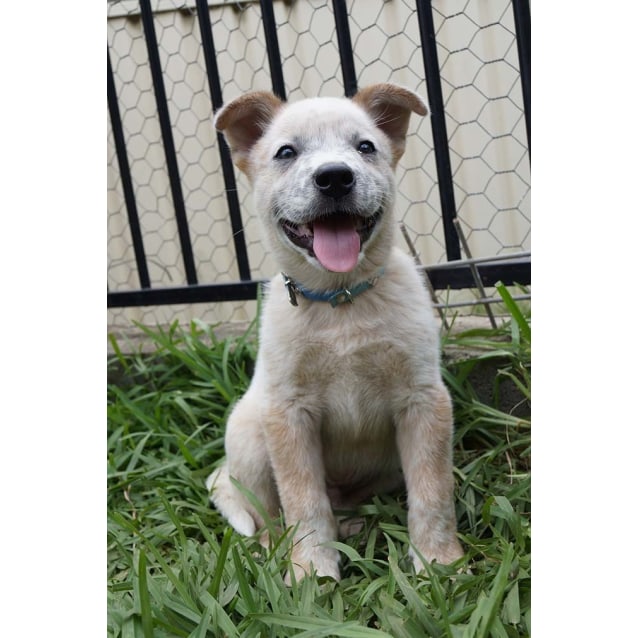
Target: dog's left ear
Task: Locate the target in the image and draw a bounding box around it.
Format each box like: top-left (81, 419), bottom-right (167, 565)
top-left (353, 84), bottom-right (428, 167)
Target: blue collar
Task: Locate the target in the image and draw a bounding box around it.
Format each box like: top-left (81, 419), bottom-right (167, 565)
top-left (281, 268), bottom-right (385, 308)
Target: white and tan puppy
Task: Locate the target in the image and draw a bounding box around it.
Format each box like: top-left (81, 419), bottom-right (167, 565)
top-left (206, 84), bottom-right (463, 582)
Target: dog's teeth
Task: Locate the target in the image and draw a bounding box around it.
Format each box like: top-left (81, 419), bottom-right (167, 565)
top-left (285, 222), bottom-right (309, 238)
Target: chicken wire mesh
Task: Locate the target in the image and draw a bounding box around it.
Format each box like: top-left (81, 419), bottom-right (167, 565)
top-left (107, 0), bottom-right (530, 335)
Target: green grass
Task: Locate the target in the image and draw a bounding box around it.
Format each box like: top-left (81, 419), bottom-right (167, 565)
top-left (107, 289), bottom-right (530, 637)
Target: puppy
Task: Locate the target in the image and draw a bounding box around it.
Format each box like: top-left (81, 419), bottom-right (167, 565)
top-left (206, 83), bottom-right (463, 582)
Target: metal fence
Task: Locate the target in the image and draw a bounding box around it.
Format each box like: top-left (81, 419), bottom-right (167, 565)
top-left (107, 0), bottom-right (530, 327)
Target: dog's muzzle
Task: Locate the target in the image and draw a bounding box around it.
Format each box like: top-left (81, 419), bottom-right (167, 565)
top-left (277, 162), bottom-right (384, 273)
top-left (280, 209), bottom-right (382, 273)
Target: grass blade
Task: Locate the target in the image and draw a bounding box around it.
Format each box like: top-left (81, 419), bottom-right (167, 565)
top-left (252, 613), bottom-right (393, 637)
top-left (136, 549), bottom-right (154, 638)
top-left (198, 591), bottom-right (239, 638)
top-left (186, 608), bottom-right (211, 638)
top-left (388, 556), bottom-right (441, 637)
top-left (463, 543), bottom-right (514, 638)
top-left (495, 282), bottom-right (531, 343)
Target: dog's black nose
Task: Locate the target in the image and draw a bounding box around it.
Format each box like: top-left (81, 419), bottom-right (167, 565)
top-left (314, 163), bottom-right (355, 199)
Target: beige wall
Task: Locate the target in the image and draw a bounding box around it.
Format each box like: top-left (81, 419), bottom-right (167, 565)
top-left (107, 0), bottom-right (530, 332)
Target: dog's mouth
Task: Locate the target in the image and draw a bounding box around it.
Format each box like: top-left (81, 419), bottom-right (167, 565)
top-left (280, 210), bottom-right (382, 273)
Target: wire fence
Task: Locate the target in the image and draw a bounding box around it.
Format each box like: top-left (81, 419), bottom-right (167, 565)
top-left (107, 0), bottom-right (530, 333)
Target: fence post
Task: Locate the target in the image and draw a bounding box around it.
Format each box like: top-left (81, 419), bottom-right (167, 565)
top-left (332, 0), bottom-right (358, 97)
top-left (415, 0), bottom-right (461, 262)
top-left (195, 0), bottom-right (252, 281)
top-left (511, 0), bottom-right (531, 157)
top-left (260, 0), bottom-right (287, 101)
top-left (107, 48), bottom-right (151, 289)
top-left (139, 0), bottom-right (198, 285)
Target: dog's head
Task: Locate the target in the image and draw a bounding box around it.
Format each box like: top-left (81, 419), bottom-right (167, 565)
top-left (215, 84), bottom-right (427, 285)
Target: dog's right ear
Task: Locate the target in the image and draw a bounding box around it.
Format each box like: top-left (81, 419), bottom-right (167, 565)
top-left (214, 92), bottom-right (283, 176)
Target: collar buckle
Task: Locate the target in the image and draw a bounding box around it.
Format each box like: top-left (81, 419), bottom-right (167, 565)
top-left (329, 288), bottom-right (353, 307)
top-left (282, 274), bottom-right (299, 306)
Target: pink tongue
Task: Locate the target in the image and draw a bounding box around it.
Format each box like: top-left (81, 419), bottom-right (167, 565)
top-left (312, 215), bottom-right (360, 272)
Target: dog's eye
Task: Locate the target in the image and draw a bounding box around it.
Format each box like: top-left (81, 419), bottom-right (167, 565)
top-left (357, 140), bottom-right (376, 154)
top-left (274, 145), bottom-right (297, 160)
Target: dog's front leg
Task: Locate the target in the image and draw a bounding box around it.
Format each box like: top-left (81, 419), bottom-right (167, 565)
top-left (264, 402), bottom-right (340, 583)
top-left (395, 384), bottom-right (464, 570)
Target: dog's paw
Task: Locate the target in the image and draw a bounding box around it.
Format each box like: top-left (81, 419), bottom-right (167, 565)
top-left (337, 516), bottom-right (365, 539)
top-left (409, 538), bottom-right (464, 572)
top-left (284, 559), bottom-right (341, 585)
top-left (206, 467), bottom-right (258, 537)
top-left (284, 546), bottom-right (341, 585)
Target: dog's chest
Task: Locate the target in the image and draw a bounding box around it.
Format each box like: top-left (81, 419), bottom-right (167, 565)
top-left (282, 335), bottom-right (419, 414)
top-left (261, 269), bottom-right (440, 424)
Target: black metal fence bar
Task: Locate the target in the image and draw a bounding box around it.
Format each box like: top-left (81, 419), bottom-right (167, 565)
top-left (260, 0), bottom-right (287, 101)
top-left (415, 0), bottom-right (461, 262)
top-left (196, 0), bottom-right (252, 281)
top-left (107, 49), bottom-right (151, 290)
top-left (512, 0), bottom-right (531, 157)
top-left (332, 0), bottom-right (358, 97)
top-left (108, 280), bottom-right (260, 308)
top-left (139, 0), bottom-right (198, 285)
top-left (426, 258), bottom-right (530, 291)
